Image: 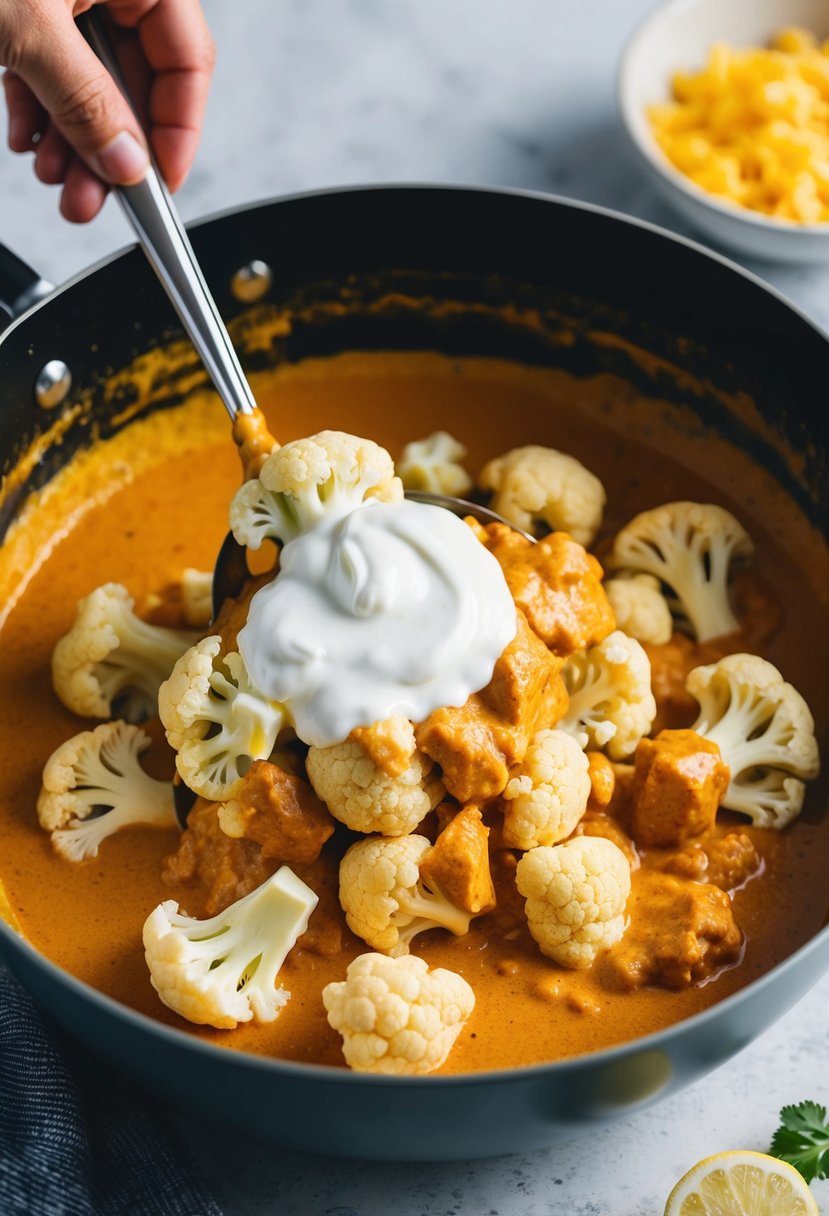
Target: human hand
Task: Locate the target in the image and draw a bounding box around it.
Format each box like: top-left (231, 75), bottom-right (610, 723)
top-left (1, 0), bottom-right (214, 222)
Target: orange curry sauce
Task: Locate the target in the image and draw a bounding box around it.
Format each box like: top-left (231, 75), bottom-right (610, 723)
top-left (0, 352), bottom-right (827, 1073)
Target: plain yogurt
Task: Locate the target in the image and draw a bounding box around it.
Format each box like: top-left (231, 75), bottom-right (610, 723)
top-left (237, 498), bottom-right (517, 747)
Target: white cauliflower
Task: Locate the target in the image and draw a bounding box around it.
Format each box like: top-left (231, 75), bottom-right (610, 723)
top-left (143, 866), bottom-right (318, 1029)
top-left (478, 444), bottom-right (605, 546)
top-left (305, 721), bottom-right (443, 836)
top-left (515, 837), bottom-right (631, 969)
top-left (322, 952), bottom-right (475, 1075)
top-left (688, 653), bottom-right (820, 829)
top-left (607, 502), bottom-right (753, 642)
top-left (603, 574), bottom-right (673, 646)
top-left (158, 635), bottom-right (286, 801)
top-left (37, 720), bottom-right (176, 861)
top-left (397, 431), bottom-right (473, 497)
top-left (339, 835), bottom-right (473, 956)
top-left (558, 630), bottom-right (656, 760)
top-left (229, 430), bottom-right (403, 549)
top-left (180, 568), bottom-right (214, 628)
top-left (502, 729), bottom-right (591, 851)
top-left (52, 582), bottom-right (200, 722)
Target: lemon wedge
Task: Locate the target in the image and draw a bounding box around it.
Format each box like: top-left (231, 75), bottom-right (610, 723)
top-left (664, 1150), bottom-right (819, 1216)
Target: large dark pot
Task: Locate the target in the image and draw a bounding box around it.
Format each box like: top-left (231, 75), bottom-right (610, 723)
top-left (0, 185), bottom-right (826, 1161)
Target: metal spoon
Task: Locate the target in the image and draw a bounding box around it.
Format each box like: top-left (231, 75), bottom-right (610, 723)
top-left (78, 11), bottom-right (258, 426)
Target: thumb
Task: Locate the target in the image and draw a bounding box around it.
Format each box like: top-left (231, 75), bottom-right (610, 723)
top-left (19, 15), bottom-right (149, 185)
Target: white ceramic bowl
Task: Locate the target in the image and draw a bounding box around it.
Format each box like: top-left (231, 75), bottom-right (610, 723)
top-left (618, 0), bottom-right (829, 262)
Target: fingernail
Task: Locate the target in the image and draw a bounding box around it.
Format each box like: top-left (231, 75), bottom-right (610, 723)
top-left (92, 131), bottom-right (149, 184)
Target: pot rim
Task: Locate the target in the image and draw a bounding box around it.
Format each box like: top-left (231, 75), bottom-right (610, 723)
top-left (2, 182), bottom-right (828, 346)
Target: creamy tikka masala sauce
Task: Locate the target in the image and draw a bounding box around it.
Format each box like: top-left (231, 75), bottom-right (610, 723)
top-left (0, 351), bottom-right (826, 1073)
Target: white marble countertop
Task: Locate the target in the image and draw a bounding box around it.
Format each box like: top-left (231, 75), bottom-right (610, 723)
top-left (2, 1), bottom-right (828, 1213)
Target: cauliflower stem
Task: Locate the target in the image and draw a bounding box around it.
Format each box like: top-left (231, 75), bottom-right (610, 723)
top-left (159, 637), bottom-right (286, 801)
top-left (52, 582), bottom-right (200, 721)
top-left (608, 502), bottom-right (753, 643)
top-left (688, 654), bottom-right (820, 828)
top-left (37, 721), bottom-right (176, 861)
top-left (143, 866), bottom-right (318, 1028)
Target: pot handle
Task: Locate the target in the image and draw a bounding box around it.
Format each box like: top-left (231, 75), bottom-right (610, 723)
top-left (0, 244), bottom-right (54, 325)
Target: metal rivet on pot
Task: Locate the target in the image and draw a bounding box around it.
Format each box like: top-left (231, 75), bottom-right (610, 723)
top-left (230, 260), bottom-right (273, 303)
top-left (34, 360), bottom-right (72, 410)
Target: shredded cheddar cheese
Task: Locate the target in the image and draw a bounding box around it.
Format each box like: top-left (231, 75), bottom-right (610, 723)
top-left (649, 27), bottom-right (829, 224)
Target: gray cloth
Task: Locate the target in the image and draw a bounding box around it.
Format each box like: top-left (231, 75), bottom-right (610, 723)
top-left (0, 966), bottom-right (222, 1216)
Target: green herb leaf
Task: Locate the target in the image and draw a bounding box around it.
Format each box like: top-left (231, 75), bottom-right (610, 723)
top-left (770, 1101), bottom-right (829, 1184)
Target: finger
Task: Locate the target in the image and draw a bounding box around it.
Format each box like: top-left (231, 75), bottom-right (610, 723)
top-left (149, 71), bottom-right (209, 192)
top-left (109, 0), bottom-right (214, 190)
top-left (34, 121), bottom-right (71, 184)
top-left (3, 71), bottom-right (46, 151)
top-left (15, 10), bottom-right (149, 187)
top-left (107, 23), bottom-right (152, 131)
top-left (59, 154), bottom-right (109, 223)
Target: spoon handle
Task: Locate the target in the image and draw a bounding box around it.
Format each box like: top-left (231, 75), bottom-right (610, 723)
top-left (78, 11), bottom-right (257, 422)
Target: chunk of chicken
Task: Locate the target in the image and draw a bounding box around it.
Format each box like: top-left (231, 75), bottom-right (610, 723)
top-left (419, 805), bottom-right (496, 916)
top-left (218, 759), bottom-right (335, 864)
top-left (629, 729), bottom-right (730, 849)
top-left (349, 715), bottom-right (416, 778)
top-left (657, 832), bottom-right (761, 893)
top-left (471, 522), bottom-right (615, 657)
top-left (163, 799), bottom-right (275, 915)
top-left (416, 611), bottom-right (568, 803)
top-left (603, 871), bottom-right (743, 990)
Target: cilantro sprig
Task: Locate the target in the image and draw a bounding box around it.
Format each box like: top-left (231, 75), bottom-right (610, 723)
top-left (770, 1101), bottom-right (829, 1184)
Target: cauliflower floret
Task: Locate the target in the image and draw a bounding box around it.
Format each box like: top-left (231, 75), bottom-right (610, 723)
top-left (603, 574), bottom-right (673, 646)
top-left (158, 635), bottom-right (286, 801)
top-left (516, 837), bottom-right (631, 968)
top-left (607, 502), bottom-right (753, 642)
top-left (688, 653), bottom-right (820, 828)
top-left (397, 431), bottom-right (473, 497)
top-left (52, 582), bottom-right (200, 722)
top-left (305, 720), bottom-right (443, 836)
top-left (558, 630), bottom-right (657, 760)
top-left (143, 866), bottom-right (317, 1029)
top-left (37, 720), bottom-right (176, 861)
top-left (322, 952), bottom-right (475, 1075)
top-left (339, 835), bottom-right (474, 956)
top-left (478, 444), bottom-right (605, 546)
top-left (502, 729), bottom-right (591, 850)
top-left (229, 430), bottom-right (403, 549)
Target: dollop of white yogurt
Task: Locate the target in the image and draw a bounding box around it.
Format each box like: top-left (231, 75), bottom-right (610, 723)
top-left (237, 499), bottom-right (517, 747)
